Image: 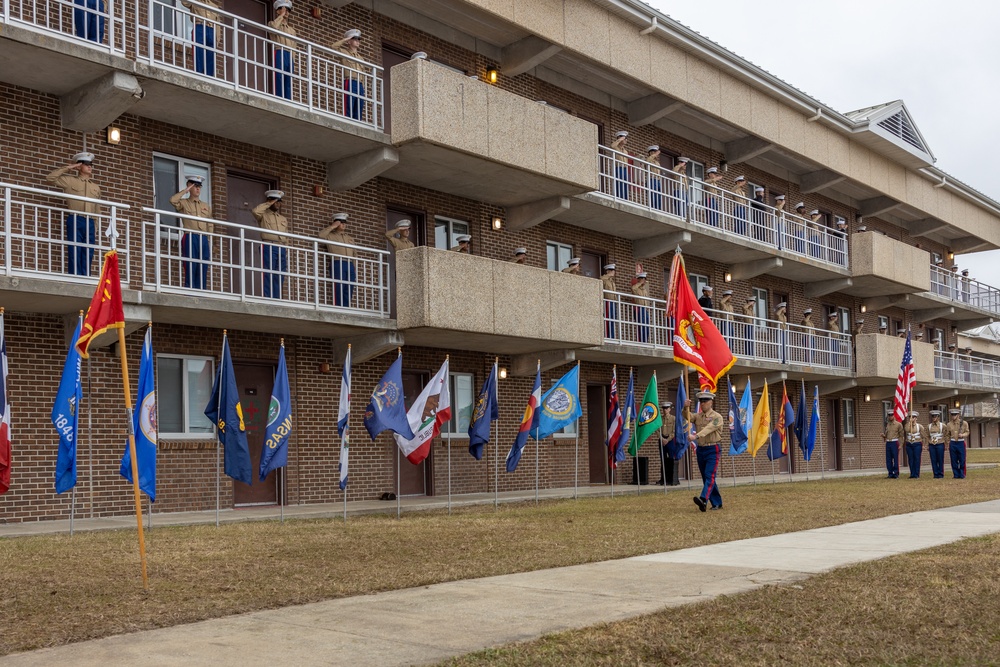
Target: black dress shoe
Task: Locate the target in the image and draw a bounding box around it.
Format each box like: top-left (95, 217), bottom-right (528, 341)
top-left (693, 496), bottom-right (707, 512)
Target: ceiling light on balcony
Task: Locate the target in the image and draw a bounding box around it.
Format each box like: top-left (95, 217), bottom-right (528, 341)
top-left (492, 216), bottom-right (503, 230)
top-left (106, 126), bottom-right (121, 145)
top-left (485, 66), bottom-right (499, 84)
top-left (947, 249), bottom-right (955, 261)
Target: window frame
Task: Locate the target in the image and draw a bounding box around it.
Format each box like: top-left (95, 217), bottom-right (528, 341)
top-left (688, 273), bottom-right (710, 298)
top-left (441, 372), bottom-right (475, 437)
top-left (152, 152), bottom-right (212, 240)
top-left (432, 215), bottom-right (470, 251)
top-left (546, 241), bottom-right (574, 272)
top-left (843, 398), bottom-right (856, 437)
top-left (688, 160), bottom-right (706, 204)
top-left (837, 306), bottom-right (850, 333)
top-left (157, 353), bottom-right (216, 439)
top-left (752, 287), bottom-right (768, 322)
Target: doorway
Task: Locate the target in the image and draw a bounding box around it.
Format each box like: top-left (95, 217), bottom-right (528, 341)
top-left (394, 370), bottom-right (432, 496)
top-left (232, 362), bottom-right (279, 505)
top-left (226, 0), bottom-right (269, 94)
top-left (826, 399), bottom-right (842, 471)
top-left (579, 250), bottom-right (605, 280)
top-left (586, 384), bottom-right (608, 483)
top-left (226, 172), bottom-right (275, 298)
top-left (381, 46), bottom-right (412, 134)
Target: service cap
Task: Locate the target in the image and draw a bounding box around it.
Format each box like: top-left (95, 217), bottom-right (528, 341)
top-left (73, 151), bottom-right (95, 164)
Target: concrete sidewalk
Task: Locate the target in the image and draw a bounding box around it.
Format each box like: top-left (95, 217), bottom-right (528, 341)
top-left (3, 499), bottom-right (999, 667)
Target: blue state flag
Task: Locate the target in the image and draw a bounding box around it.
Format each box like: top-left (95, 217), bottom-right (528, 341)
top-left (614, 369), bottom-right (635, 463)
top-left (803, 385), bottom-right (820, 461)
top-left (363, 355), bottom-right (414, 441)
top-left (204, 335), bottom-right (252, 485)
top-left (121, 327), bottom-right (157, 500)
top-left (670, 377), bottom-right (688, 459)
top-left (468, 362), bottom-right (498, 460)
top-left (259, 344), bottom-right (292, 482)
top-left (794, 379), bottom-right (807, 452)
top-left (739, 378), bottom-right (753, 450)
top-left (535, 365), bottom-right (583, 440)
top-left (52, 318), bottom-right (83, 495)
top-left (727, 377), bottom-right (748, 456)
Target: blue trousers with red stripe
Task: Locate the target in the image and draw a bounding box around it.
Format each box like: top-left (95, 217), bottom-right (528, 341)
top-left (696, 444), bottom-right (722, 508)
top-left (949, 440), bottom-right (966, 479)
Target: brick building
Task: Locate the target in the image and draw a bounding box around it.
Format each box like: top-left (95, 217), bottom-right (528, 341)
top-left (1, 0), bottom-right (998, 522)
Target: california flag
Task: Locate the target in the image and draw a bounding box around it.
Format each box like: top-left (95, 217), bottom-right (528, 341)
top-left (394, 359), bottom-right (451, 464)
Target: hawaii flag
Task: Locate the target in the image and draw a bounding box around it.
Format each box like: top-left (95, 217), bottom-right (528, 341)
top-left (394, 359), bottom-right (451, 465)
top-left (666, 251), bottom-right (736, 392)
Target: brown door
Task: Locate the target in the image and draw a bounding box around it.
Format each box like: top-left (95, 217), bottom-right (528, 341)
top-left (233, 362), bottom-right (278, 505)
top-left (226, 173), bottom-right (274, 298)
top-left (586, 384), bottom-right (608, 483)
top-left (579, 251), bottom-right (604, 279)
top-left (394, 370), bottom-right (431, 496)
top-left (226, 0), bottom-right (269, 94)
top-left (381, 47), bottom-right (411, 134)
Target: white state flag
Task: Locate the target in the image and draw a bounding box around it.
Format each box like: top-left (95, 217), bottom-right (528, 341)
top-left (394, 360), bottom-right (451, 465)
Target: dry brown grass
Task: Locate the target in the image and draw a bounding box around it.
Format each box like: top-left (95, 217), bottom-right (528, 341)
top-left (1, 470), bottom-right (999, 656)
top-left (444, 534), bottom-right (1000, 667)
top-left (967, 447), bottom-right (1000, 464)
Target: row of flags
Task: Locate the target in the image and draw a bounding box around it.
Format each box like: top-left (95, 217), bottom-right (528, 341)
top-left (727, 377), bottom-right (821, 462)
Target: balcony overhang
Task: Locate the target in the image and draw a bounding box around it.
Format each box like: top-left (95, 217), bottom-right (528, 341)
top-left (842, 232), bottom-right (930, 298)
top-left (0, 275), bottom-right (134, 315)
top-left (855, 334), bottom-right (934, 386)
top-left (905, 290), bottom-right (1000, 324)
top-left (387, 59), bottom-right (598, 206)
top-left (395, 247), bottom-right (604, 355)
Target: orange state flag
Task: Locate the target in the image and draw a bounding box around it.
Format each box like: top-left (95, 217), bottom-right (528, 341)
top-left (75, 250), bottom-right (125, 359)
top-left (666, 251), bottom-right (736, 393)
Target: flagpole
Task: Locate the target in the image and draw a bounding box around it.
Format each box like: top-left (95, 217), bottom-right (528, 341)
top-left (819, 413), bottom-right (826, 480)
top-left (493, 357), bottom-right (499, 512)
top-left (216, 331), bottom-right (226, 528)
top-left (87, 355), bottom-right (93, 518)
top-left (278, 340), bottom-right (285, 525)
top-left (118, 319), bottom-right (149, 590)
top-left (731, 456), bottom-right (736, 487)
top-left (396, 447), bottom-right (401, 519)
top-left (534, 426), bottom-right (540, 505)
top-left (70, 487), bottom-right (75, 537)
top-left (342, 343), bottom-right (351, 523)
top-left (447, 421), bottom-right (452, 516)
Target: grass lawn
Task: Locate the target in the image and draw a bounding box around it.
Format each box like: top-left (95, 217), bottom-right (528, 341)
top-left (444, 533), bottom-right (1000, 667)
top-left (967, 447), bottom-right (1000, 464)
top-left (1, 469), bottom-right (999, 656)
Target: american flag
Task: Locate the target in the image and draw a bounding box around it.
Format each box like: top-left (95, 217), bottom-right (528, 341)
top-left (606, 366), bottom-right (622, 469)
top-left (893, 328), bottom-right (915, 423)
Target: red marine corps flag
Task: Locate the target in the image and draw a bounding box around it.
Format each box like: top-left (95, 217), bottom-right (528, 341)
top-left (75, 250), bottom-right (126, 358)
top-left (666, 250), bottom-right (736, 392)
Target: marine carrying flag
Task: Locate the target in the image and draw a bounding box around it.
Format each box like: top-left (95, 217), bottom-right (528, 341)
top-left (666, 251), bottom-right (736, 392)
top-left (614, 369), bottom-right (635, 465)
top-left (120, 326), bottom-right (157, 499)
top-left (75, 250), bottom-right (125, 359)
top-left (535, 365), bottom-right (583, 440)
top-left (605, 366), bottom-right (622, 468)
top-left (363, 355), bottom-right (415, 442)
top-left (727, 377), bottom-right (748, 456)
top-left (204, 335), bottom-right (252, 485)
top-left (468, 362), bottom-right (498, 460)
top-left (395, 359), bottom-right (450, 465)
top-left (630, 374), bottom-right (662, 456)
top-left (749, 380), bottom-right (771, 458)
top-left (0, 322), bottom-right (9, 495)
top-left (258, 343), bottom-right (292, 482)
top-left (52, 317), bottom-right (83, 495)
top-left (803, 385), bottom-right (820, 461)
top-left (767, 383), bottom-right (794, 461)
top-left (507, 362), bottom-right (541, 472)
top-left (337, 346), bottom-right (351, 491)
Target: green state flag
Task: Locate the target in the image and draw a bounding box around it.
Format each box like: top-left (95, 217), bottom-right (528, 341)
top-left (629, 374), bottom-right (663, 456)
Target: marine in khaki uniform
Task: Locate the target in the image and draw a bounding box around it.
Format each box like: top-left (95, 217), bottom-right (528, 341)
top-left (601, 263), bottom-right (618, 339)
top-left (774, 301), bottom-right (788, 363)
top-left (945, 408), bottom-right (970, 479)
top-left (511, 247), bottom-right (527, 264)
top-left (46, 151), bottom-right (101, 276)
top-left (630, 271), bottom-right (650, 343)
top-left (717, 289), bottom-right (734, 340)
top-left (609, 130), bottom-right (631, 200)
top-left (926, 410), bottom-right (947, 478)
top-left (903, 411), bottom-right (925, 478)
top-left (332, 28), bottom-right (367, 120)
top-left (561, 257), bottom-right (581, 274)
top-left (318, 212), bottom-right (356, 307)
top-left (169, 175), bottom-right (218, 290)
top-left (692, 391), bottom-right (724, 511)
top-left (252, 189), bottom-right (289, 299)
top-left (385, 219), bottom-right (414, 251)
top-left (656, 401), bottom-right (677, 486)
top-left (827, 312), bottom-right (840, 333)
top-left (449, 234), bottom-right (471, 253)
top-left (182, 0), bottom-right (221, 75)
top-left (883, 415), bottom-right (904, 479)
top-left (268, 0), bottom-right (297, 100)
top-left (801, 308), bottom-right (814, 328)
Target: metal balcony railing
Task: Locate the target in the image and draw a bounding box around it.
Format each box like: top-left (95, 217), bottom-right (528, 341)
top-left (596, 147), bottom-right (849, 269)
top-left (0, 181), bottom-right (131, 283)
top-left (934, 349), bottom-right (1000, 390)
top-left (1, 0), bottom-right (126, 53)
top-left (142, 208), bottom-right (389, 317)
top-left (929, 265), bottom-right (1000, 317)
top-left (602, 291), bottom-right (853, 371)
top-left (137, 0), bottom-right (384, 130)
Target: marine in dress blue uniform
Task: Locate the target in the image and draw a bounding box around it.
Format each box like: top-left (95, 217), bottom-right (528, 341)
top-left (692, 391), bottom-right (724, 511)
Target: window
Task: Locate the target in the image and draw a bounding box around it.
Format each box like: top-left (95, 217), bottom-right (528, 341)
top-left (153, 153), bottom-right (211, 233)
top-left (442, 373), bottom-right (474, 435)
top-left (752, 288), bottom-right (768, 321)
top-left (158, 355), bottom-right (215, 436)
top-left (837, 307), bottom-right (850, 333)
top-left (688, 160), bottom-right (706, 204)
top-left (152, 0), bottom-right (194, 39)
top-left (433, 216), bottom-right (469, 251)
top-left (934, 328), bottom-right (944, 350)
top-left (931, 252), bottom-right (942, 265)
top-left (894, 319), bottom-right (904, 336)
top-left (547, 241), bottom-right (574, 271)
top-left (881, 400), bottom-right (893, 423)
top-left (689, 272), bottom-right (710, 297)
top-left (878, 315), bottom-right (889, 333)
top-left (747, 181), bottom-right (764, 201)
top-left (843, 398), bottom-right (855, 437)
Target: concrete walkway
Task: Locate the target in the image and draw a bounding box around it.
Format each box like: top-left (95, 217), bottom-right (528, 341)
top-left (3, 499), bottom-right (1000, 667)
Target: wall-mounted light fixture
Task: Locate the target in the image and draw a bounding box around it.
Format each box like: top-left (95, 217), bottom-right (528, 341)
top-left (864, 393), bottom-right (871, 402)
top-left (860, 304), bottom-right (867, 313)
top-left (947, 249), bottom-right (955, 261)
top-left (492, 216), bottom-right (503, 230)
top-left (485, 66), bottom-right (499, 84)
top-left (106, 126), bottom-right (121, 145)
top-left (724, 272), bottom-right (732, 283)
top-left (319, 362), bottom-right (331, 374)
top-left (499, 367), bottom-right (508, 380)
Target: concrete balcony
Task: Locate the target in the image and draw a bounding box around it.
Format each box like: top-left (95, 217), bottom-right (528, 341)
top-left (854, 333), bottom-right (934, 386)
top-left (387, 59), bottom-right (599, 207)
top-left (933, 351), bottom-right (1000, 394)
top-left (903, 266), bottom-right (1000, 327)
top-left (394, 246), bottom-right (603, 354)
top-left (842, 231), bottom-right (929, 298)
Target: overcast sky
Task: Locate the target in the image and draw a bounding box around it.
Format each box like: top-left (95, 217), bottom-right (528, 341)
top-left (645, 0), bottom-right (1000, 283)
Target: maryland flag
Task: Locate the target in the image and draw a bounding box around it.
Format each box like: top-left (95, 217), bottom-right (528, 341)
top-left (75, 250), bottom-right (125, 359)
top-left (666, 251), bottom-right (736, 392)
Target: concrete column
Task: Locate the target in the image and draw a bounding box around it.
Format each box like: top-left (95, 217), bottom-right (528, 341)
top-left (331, 331), bottom-right (405, 365)
top-left (506, 196), bottom-right (570, 231)
top-left (327, 147), bottom-right (400, 191)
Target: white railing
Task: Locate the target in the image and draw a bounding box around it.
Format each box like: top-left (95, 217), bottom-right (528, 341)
top-left (137, 0), bottom-right (384, 130)
top-left (602, 291), bottom-right (852, 371)
top-left (595, 147), bottom-right (849, 269)
top-left (929, 265), bottom-right (1000, 317)
top-left (0, 182), bottom-right (131, 283)
top-left (1, 0), bottom-right (126, 52)
top-left (142, 208), bottom-right (389, 317)
top-left (934, 350), bottom-right (1000, 391)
